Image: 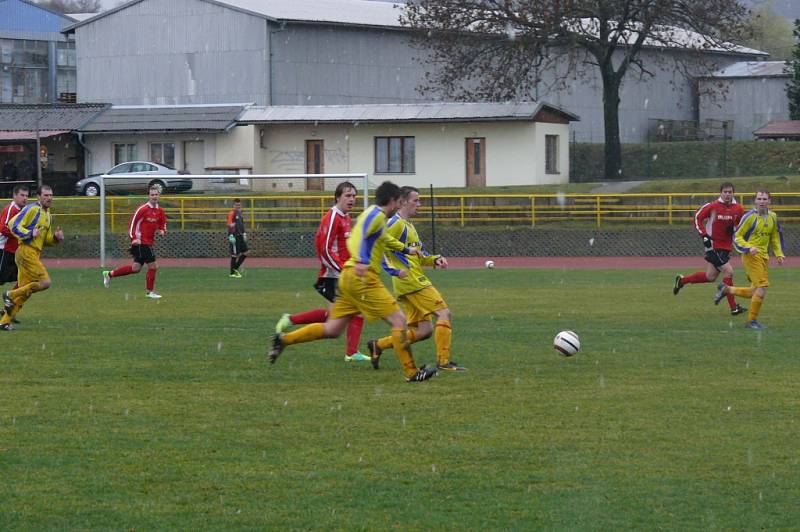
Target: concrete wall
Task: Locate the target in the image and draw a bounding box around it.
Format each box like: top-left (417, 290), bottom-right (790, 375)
top-left (699, 77), bottom-right (790, 140)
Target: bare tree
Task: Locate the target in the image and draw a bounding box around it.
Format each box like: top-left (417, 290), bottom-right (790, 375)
top-left (35, 0), bottom-right (101, 13)
top-left (402, 0), bottom-right (753, 179)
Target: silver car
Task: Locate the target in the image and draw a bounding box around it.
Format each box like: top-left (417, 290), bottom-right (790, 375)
top-left (75, 161), bottom-right (193, 196)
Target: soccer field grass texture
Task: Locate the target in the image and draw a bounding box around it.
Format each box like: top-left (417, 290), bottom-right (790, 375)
top-left (2, 267), bottom-right (799, 529)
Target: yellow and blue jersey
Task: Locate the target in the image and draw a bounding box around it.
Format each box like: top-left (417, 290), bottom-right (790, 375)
top-left (383, 214), bottom-right (441, 296)
top-left (734, 209), bottom-right (784, 259)
top-left (9, 202), bottom-right (57, 252)
top-left (345, 205), bottom-right (407, 274)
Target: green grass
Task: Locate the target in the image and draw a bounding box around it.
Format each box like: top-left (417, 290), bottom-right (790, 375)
top-left (2, 267), bottom-right (800, 529)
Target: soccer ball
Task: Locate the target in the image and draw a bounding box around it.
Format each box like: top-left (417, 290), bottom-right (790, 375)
top-left (485, 260), bottom-right (495, 269)
top-left (554, 330), bottom-right (580, 357)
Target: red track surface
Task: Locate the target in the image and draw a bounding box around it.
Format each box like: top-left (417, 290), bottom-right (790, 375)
top-left (43, 256), bottom-right (800, 269)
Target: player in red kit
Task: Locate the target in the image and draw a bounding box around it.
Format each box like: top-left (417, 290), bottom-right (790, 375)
top-left (274, 181), bottom-right (369, 362)
top-left (102, 186), bottom-right (167, 299)
top-left (673, 182), bottom-right (746, 315)
top-left (0, 185), bottom-right (29, 323)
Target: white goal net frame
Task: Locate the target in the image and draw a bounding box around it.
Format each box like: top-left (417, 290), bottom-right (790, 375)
top-left (98, 172), bottom-right (369, 266)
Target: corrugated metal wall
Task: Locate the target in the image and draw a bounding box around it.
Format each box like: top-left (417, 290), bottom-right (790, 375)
top-left (699, 77), bottom-right (790, 140)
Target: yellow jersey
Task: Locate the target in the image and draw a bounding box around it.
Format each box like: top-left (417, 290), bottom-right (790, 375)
top-left (383, 213), bottom-right (441, 297)
top-left (8, 202), bottom-right (58, 252)
top-left (734, 209), bottom-right (784, 260)
top-left (345, 205), bottom-right (407, 274)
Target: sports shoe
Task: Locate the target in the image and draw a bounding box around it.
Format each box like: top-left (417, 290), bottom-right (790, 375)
top-left (367, 339), bottom-right (382, 370)
top-left (745, 320), bottom-right (765, 330)
top-left (268, 333), bottom-right (285, 363)
top-left (0, 310), bottom-right (18, 324)
top-left (673, 275), bottom-right (683, 295)
top-left (275, 313), bottom-right (293, 333)
top-left (344, 352), bottom-right (371, 362)
top-left (146, 291), bottom-right (162, 299)
top-left (0, 323), bottom-right (11, 331)
top-left (2, 291), bottom-right (14, 313)
top-left (713, 282), bottom-right (727, 305)
top-left (730, 304), bottom-right (747, 316)
top-left (229, 270), bottom-right (242, 278)
top-left (406, 364), bottom-right (438, 382)
top-left (437, 361), bottom-right (467, 372)
top-left (102, 270), bottom-right (111, 288)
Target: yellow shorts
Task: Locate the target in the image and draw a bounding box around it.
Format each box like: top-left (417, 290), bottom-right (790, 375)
top-left (398, 286), bottom-right (447, 326)
top-left (742, 253), bottom-right (769, 288)
top-left (15, 245), bottom-right (49, 287)
top-left (330, 267), bottom-right (400, 322)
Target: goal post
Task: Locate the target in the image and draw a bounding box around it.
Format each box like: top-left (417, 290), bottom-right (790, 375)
top-left (98, 172), bottom-right (369, 266)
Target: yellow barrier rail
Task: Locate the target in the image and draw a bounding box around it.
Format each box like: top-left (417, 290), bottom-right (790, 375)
top-left (53, 192), bottom-right (800, 231)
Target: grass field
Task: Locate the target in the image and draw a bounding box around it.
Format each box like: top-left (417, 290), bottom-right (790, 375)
top-left (2, 266), bottom-right (800, 529)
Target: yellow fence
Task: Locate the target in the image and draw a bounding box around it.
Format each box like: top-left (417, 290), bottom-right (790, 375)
top-left (54, 192), bottom-right (800, 230)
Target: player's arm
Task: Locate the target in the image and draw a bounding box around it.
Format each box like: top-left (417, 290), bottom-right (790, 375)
top-left (227, 211), bottom-right (236, 233)
top-left (10, 205), bottom-right (35, 241)
top-left (159, 209), bottom-right (167, 235)
top-left (128, 205), bottom-right (144, 242)
top-left (0, 206), bottom-right (13, 238)
top-left (772, 217), bottom-right (785, 259)
top-left (322, 215), bottom-right (346, 272)
top-left (693, 202), bottom-right (714, 249)
top-left (733, 211), bottom-right (755, 254)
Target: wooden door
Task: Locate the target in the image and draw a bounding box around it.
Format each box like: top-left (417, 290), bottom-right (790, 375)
top-left (466, 138), bottom-right (485, 187)
top-left (305, 139), bottom-right (324, 190)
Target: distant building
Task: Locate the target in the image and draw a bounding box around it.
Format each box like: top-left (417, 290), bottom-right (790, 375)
top-left (753, 120), bottom-right (800, 140)
top-left (0, 0), bottom-right (79, 104)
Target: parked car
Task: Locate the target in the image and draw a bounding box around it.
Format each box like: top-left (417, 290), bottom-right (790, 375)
top-left (75, 162), bottom-right (192, 196)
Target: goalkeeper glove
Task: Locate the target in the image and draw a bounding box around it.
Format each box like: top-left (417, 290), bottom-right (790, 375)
top-left (228, 234), bottom-right (236, 244)
top-left (702, 235), bottom-right (713, 250)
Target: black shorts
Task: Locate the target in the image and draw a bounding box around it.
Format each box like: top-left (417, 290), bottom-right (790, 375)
top-left (229, 235), bottom-right (248, 256)
top-left (0, 249), bottom-right (17, 284)
top-left (130, 244), bottom-right (156, 265)
top-left (314, 277), bottom-right (339, 303)
top-left (704, 249), bottom-right (730, 270)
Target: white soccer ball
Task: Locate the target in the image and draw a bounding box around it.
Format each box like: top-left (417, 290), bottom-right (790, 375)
top-left (554, 330), bottom-right (580, 357)
top-left (485, 260), bottom-right (495, 269)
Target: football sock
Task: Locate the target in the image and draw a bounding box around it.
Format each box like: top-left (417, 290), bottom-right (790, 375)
top-left (230, 257), bottom-right (237, 274)
top-left (282, 323), bottom-right (324, 345)
top-left (291, 308), bottom-right (328, 324)
top-left (146, 269), bottom-right (156, 292)
top-left (748, 294), bottom-right (763, 322)
top-left (376, 328), bottom-right (418, 352)
top-left (723, 276), bottom-right (736, 310)
top-left (111, 265), bottom-right (135, 277)
top-left (391, 327), bottom-right (418, 378)
top-left (346, 315), bottom-right (364, 356)
top-left (236, 255), bottom-right (247, 269)
top-left (729, 286), bottom-right (753, 298)
top-left (434, 320), bottom-right (452, 366)
top-left (682, 271), bottom-right (708, 285)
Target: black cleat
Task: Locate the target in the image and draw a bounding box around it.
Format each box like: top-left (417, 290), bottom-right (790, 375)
top-left (367, 339), bottom-right (382, 370)
top-left (406, 364), bottom-right (438, 382)
top-left (437, 361), bottom-right (467, 372)
top-left (2, 291), bottom-right (14, 313)
top-left (730, 304), bottom-right (747, 316)
top-left (673, 275), bottom-right (683, 295)
top-left (0, 323), bottom-right (12, 331)
top-left (267, 333), bottom-right (285, 364)
top-left (713, 282), bottom-right (727, 306)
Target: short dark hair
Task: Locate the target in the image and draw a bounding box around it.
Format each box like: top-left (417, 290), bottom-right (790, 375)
top-left (13, 185), bottom-right (29, 195)
top-left (39, 185), bottom-right (53, 194)
top-left (756, 188), bottom-right (770, 198)
top-left (400, 186), bottom-right (418, 200)
top-left (233, 198), bottom-right (241, 203)
top-left (335, 181), bottom-right (356, 200)
top-left (720, 182), bottom-right (734, 192)
top-left (148, 185), bottom-right (160, 193)
top-left (374, 181), bottom-right (401, 207)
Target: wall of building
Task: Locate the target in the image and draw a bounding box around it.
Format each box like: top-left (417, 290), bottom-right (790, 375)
top-left (698, 77), bottom-right (790, 140)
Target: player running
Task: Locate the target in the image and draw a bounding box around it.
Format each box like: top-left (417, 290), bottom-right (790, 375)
top-left (0, 185), bottom-right (28, 323)
top-left (227, 198), bottom-right (249, 278)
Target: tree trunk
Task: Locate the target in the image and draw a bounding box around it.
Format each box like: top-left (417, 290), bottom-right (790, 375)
top-left (600, 70), bottom-right (622, 180)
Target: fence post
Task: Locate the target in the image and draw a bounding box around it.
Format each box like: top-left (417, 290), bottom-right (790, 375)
top-left (668, 195), bottom-right (673, 225)
top-left (250, 197), bottom-right (256, 229)
top-left (530, 196), bottom-right (536, 227)
top-left (110, 197), bottom-right (115, 233)
top-left (180, 199), bottom-right (185, 230)
top-left (596, 195), bottom-right (601, 228)
top-left (460, 196), bottom-right (465, 227)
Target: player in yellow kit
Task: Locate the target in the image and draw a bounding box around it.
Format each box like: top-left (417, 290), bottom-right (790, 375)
top-left (367, 186), bottom-right (466, 372)
top-left (267, 181), bottom-right (437, 382)
top-left (1, 185), bottom-right (63, 331)
top-left (714, 188), bottom-right (785, 329)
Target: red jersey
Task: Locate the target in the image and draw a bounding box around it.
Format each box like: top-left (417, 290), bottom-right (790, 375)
top-left (1, 201), bottom-right (23, 253)
top-left (128, 201), bottom-right (167, 246)
top-left (315, 206), bottom-right (351, 279)
top-left (694, 197), bottom-right (744, 251)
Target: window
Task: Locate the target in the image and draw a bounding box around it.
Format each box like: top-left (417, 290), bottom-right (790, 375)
top-left (150, 142), bottom-right (175, 167)
top-left (113, 144), bottom-right (137, 165)
top-left (375, 137), bottom-right (415, 174)
top-left (545, 135), bottom-right (559, 174)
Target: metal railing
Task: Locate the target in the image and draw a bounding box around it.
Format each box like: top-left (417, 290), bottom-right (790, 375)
top-left (52, 192), bottom-right (800, 230)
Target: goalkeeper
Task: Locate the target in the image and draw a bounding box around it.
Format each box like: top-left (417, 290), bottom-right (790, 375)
top-left (227, 198), bottom-right (249, 278)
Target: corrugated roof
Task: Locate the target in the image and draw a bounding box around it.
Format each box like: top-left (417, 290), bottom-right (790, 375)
top-left (0, 130), bottom-right (70, 141)
top-left (707, 61), bottom-right (788, 78)
top-left (0, 104), bottom-right (109, 131)
top-left (753, 120), bottom-right (800, 137)
top-left (238, 102), bottom-right (580, 124)
top-left (80, 103), bottom-right (250, 133)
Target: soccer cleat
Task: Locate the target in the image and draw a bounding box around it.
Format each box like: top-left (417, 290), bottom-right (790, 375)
top-left (229, 269), bottom-right (242, 278)
top-left (344, 352), bottom-right (371, 362)
top-left (712, 282), bottom-right (727, 305)
top-left (2, 291), bottom-right (14, 313)
top-left (275, 313), bottom-right (293, 333)
top-left (102, 270), bottom-right (111, 288)
top-left (745, 320), bottom-right (765, 330)
top-left (730, 304), bottom-right (747, 316)
top-left (146, 291), bottom-right (162, 299)
top-left (673, 275), bottom-right (683, 295)
top-left (437, 361), bottom-right (467, 372)
top-left (406, 364), bottom-right (438, 382)
top-left (367, 339), bottom-right (382, 370)
top-left (0, 323), bottom-right (11, 331)
top-left (268, 333), bottom-right (285, 363)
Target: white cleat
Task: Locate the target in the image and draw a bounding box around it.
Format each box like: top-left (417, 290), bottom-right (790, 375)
top-left (146, 291), bottom-right (162, 299)
top-left (102, 270), bottom-right (111, 288)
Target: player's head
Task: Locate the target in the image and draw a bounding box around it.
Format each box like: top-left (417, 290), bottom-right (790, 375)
top-left (233, 198), bottom-right (242, 211)
top-left (38, 185), bottom-right (53, 208)
top-left (754, 188), bottom-right (770, 213)
top-left (375, 181), bottom-right (401, 216)
top-left (334, 181), bottom-right (357, 213)
top-left (399, 186), bottom-right (421, 217)
top-left (12, 185), bottom-right (29, 207)
top-left (719, 182), bottom-right (734, 203)
top-left (148, 186), bottom-right (160, 203)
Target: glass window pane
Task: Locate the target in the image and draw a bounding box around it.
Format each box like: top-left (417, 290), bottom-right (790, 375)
top-left (150, 144), bottom-right (162, 164)
top-left (403, 138), bottom-right (415, 173)
top-left (375, 137), bottom-right (388, 173)
top-left (388, 138), bottom-right (401, 173)
top-left (163, 143), bottom-right (175, 168)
